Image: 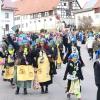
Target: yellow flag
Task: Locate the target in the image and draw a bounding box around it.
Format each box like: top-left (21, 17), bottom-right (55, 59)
top-left (17, 65), bottom-right (34, 81)
top-left (3, 67), bottom-right (14, 79)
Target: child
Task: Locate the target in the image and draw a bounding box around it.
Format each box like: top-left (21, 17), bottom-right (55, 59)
top-left (63, 52), bottom-right (84, 100)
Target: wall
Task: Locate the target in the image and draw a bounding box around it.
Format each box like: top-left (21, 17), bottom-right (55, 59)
top-left (0, 0), bottom-right (2, 42)
top-left (74, 10), bottom-right (100, 28)
top-left (1, 9), bottom-right (14, 36)
top-left (14, 14), bottom-right (59, 32)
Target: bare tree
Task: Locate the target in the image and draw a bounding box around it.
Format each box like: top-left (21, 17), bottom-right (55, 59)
top-left (78, 16), bottom-right (93, 31)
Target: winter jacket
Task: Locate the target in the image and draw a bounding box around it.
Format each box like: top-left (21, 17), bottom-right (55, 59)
top-left (94, 61), bottom-right (100, 86)
top-left (63, 60), bottom-right (84, 80)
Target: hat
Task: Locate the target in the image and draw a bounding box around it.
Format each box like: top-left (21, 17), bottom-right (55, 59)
top-left (68, 53), bottom-right (79, 61)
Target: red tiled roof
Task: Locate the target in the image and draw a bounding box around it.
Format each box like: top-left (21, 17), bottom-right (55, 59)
top-left (94, 0), bottom-right (100, 8)
top-left (15, 0), bottom-right (59, 15)
top-left (2, 0), bottom-right (15, 10)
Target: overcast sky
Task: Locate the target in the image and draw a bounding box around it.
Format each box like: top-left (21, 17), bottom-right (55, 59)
top-left (78, 0), bottom-right (89, 7)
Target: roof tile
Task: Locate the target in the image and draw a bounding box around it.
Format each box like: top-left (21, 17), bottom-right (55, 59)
top-left (15, 0), bottom-right (59, 15)
top-left (94, 0), bottom-right (100, 8)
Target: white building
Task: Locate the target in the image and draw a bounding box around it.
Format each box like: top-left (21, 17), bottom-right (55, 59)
top-left (14, 0), bottom-right (81, 32)
top-left (74, 0), bottom-right (100, 28)
top-left (0, 0), bottom-right (3, 41)
top-left (0, 0), bottom-right (15, 41)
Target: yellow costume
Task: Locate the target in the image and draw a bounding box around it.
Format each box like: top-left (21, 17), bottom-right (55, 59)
top-left (37, 51), bottom-right (51, 83)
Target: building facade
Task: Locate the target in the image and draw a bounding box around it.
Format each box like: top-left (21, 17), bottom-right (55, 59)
top-left (14, 0), bottom-right (81, 32)
top-left (0, 0), bottom-right (2, 41)
top-left (75, 0), bottom-right (100, 28)
top-left (0, 0), bottom-right (15, 41)
top-left (1, 9), bottom-right (14, 34)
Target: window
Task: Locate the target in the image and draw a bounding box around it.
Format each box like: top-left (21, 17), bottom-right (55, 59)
top-left (64, 3), bottom-right (66, 6)
top-left (30, 14), bottom-right (33, 19)
top-left (50, 18), bottom-right (52, 21)
top-left (15, 16), bottom-right (20, 20)
top-left (38, 20), bottom-right (41, 22)
top-left (95, 14), bottom-right (100, 19)
top-left (33, 14), bottom-right (35, 18)
top-left (22, 24), bottom-right (24, 28)
top-left (23, 16), bottom-right (25, 19)
top-left (5, 13), bottom-right (9, 18)
top-left (44, 19), bottom-right (46, 21)
top-left (49, 10), bottom-right (53, 16)
top-left (5, 24), bottom-right (9, 31)
top-left (30, 21), bottom-right (32, 24)
top-left (26, 23), bottom-right (28, 27)
top-left (45, 12), bottom-right (49, 17)
top-left (34, 13), bottom-right (38, 18)
top-left (17, 17), bottom-right (20, 20)
top-left (38, 13), bottom-right (41, 18)
top-left (41, 12), bottom-right (45, 17)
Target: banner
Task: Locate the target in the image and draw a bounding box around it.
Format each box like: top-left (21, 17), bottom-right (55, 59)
top-left (17, 65), bottom-right (34, 81)
top-left (11, 25), bottom-right (18, 31)
top-left (3, 67), bottom-right (14, 79)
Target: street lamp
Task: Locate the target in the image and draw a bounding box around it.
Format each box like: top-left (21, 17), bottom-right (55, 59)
top-left (2, 26), bottom-right (6, 36)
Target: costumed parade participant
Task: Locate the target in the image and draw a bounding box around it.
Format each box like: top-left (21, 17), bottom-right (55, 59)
top-left (63, 50), bottom-right (84, 100)
top-left (56, 34), bottom-right (63, 69)
top-left (48, 40), bottom-right (57, 73)
top-left (56, 43), bottom-right (62, 69)
top-left (93, 51), bottom-right (100, 100)
top-left (86, 35), bottom-right (94, 60)
top-left (0, 47), bottom-right (5, 75)
top-left (14, 45), bottom-right (34, 95)
top-left (93, 35), bottom-right (100, 59)
top-left (37, 41), bottom-right (53, 94)
top-left (63, 31), bottom-right (72, 64)
top-left (2, 44), bottom-right (15, 86)
top-left (72, 43), bottom-right (85, 67)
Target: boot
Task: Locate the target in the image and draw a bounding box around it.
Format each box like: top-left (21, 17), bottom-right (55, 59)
top-left (67, 93), bottom-right (71, 99)
top-left (15, 87), bottom-right (19, 95)
top-left (24, 88), bottom-right (27, 95)
top-left (45, 85), bottom-right (48, 93)
top-left (41, 86), bottom-right (44, 94)
top-left (10, 78), bottom-right (15, 86)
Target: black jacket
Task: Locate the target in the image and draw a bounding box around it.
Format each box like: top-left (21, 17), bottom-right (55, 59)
top-left (94, 61), bottom-right (100, 86)
top-left (63, 60), bottom-right (84, 80)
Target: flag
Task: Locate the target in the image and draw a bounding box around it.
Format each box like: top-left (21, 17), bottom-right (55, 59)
top-left (11, 25), bottom-right (18, 31)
